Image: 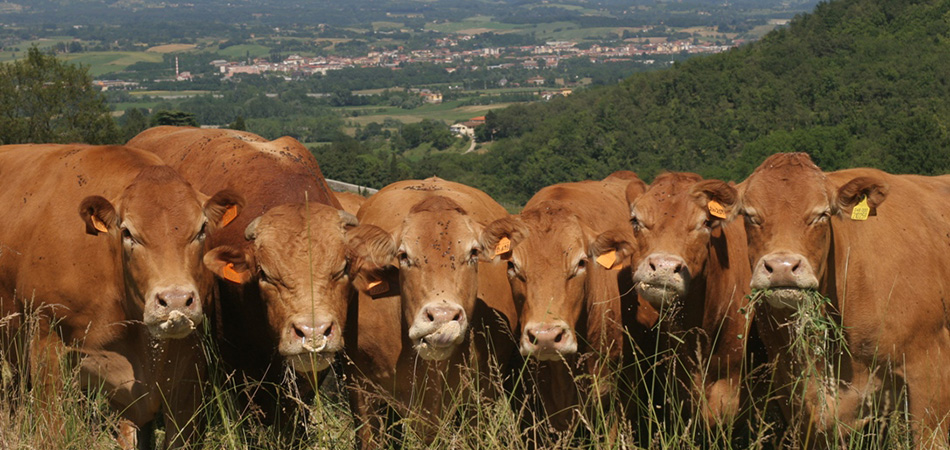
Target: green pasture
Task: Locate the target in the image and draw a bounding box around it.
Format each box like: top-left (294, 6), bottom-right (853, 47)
top-left (62, 51), bottom-right (164, 77)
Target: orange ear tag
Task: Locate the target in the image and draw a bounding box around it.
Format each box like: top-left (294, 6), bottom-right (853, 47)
top-left (596, 250), bottom-right (618, 269)
top-left (221, 204), bottom-right (239, 227)
top-left (494, 237), bottom-right (511, 257)
top-left (91, 216), bottom-right (109, 233)
top-left (850, 196), bottom-right (870, 221)
top-left (367, 279), bottom-right (390, 296)
top-left (707, 200), bottom-right (727, 219)
top-left (221, 263), bottom-right (245, 284)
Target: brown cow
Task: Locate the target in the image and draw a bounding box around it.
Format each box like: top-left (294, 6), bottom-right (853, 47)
top-left (128, 126), bottom-right (349, 417)
top-left (626, 172), bottom-right (752, 427)
top-left (0, 144), bottom-right (242, 449)
top-left (738, 152), bottom-right (950, 448)
top-left (481, 171), bottom-right (646, 431)
top-left (344, 177), bottom-right (517, 447)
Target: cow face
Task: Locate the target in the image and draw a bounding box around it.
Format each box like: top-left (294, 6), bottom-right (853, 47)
top-left (204, 204), bottom-right (356, 373)
top-left (346, 196), bottom-right (485, 361)
top-left (738, 153), bottom-right (888, 309)
top-left (483, 205), bottom-right (631, 361)
top-left (79, 166), bottom-right (243, 340)
top-left (628, 173), bottom-right (737, 308)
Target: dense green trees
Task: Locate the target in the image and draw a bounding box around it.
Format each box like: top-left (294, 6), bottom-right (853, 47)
top-left (0, 47), bottom-right (119, 145)
top-left (446, 0), bottom-right (950, 205)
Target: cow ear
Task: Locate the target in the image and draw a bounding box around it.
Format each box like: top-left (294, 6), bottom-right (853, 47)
top-left (204, 245), bottom-right (256, 284)
top-left (345, 224), bottom-right (397, 272)
top-left (835, 176), bottom-right (888, 217)
top-left (480, 216), bottom-right (528, 261)
top-left (625, 177), bottom-right (647, 206)
top-left (204, 189), bottom-right (246, 229)
top-left (338, 209), bottom-right (359, 231)
top-left (690, 179), bottom-right (738, 226)
top-left (79, 196), bottom-right (117, 236)
top-left (589, 228), bottom-right (633, 270)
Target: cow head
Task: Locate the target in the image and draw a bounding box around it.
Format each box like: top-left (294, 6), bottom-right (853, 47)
top-left (483, 203), bottom-right (632, 361)
top-left (346, 196), bottom-right (488, 361)
top-left (203, 203), bottom-right (356, 373)
top-left (628, 173), bottom-right (738, 308)
top-left (738, 153), bottom-right (888, 309)
top-left (79, 166), bottom-right (243, 340)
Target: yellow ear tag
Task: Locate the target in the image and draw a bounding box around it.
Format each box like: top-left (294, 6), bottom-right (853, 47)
top-left (367, 279), bottom-right (390, 296)
top-left (851, 196), bottom-right (870, 221)
top-left (221, 263), bottom-right (244, 284)
top-left (494, 236), bottom-right (511, 257)
top-left (596, 250), bottom-right (618, 269)
top-left (707, 200), bottom-right (727, 219)
top-left (91, 216), bottom-right (109, 233)
top-left (221, 204), bottom-right (239, 227)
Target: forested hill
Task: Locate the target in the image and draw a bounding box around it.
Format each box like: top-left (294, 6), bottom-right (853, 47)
top-left (448, 0), bottom-right (950, 205)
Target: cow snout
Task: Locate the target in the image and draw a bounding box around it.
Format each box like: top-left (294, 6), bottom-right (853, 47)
top-left (634, 253), bottom-right (690, 307)
top-left (144, 287), bottom-right (203, 339)
top-left (751, 253), bottom-right (819, 309)
top-left (409, 302), bottom-right (469, 361)
top-left (520, 321), bottom-right (577, 361)
top-left (281, 315), bottom-right (342, 373)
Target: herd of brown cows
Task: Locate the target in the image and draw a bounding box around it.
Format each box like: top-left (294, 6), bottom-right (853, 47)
top-left (0, 127), bottom-right (948, 449)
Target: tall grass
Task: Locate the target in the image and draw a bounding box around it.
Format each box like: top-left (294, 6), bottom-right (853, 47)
top-left (0, 291), bottom-right (923, 449)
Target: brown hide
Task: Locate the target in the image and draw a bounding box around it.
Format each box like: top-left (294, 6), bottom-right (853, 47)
top-left (128, 126), bottom-right (346, 416)
top-left (344, 177), bottom-right (517, 447)
top-left (0, 144), bottom-right (240, 449)
top-left (481, 171), bottom-right (646, 430)
top-left (739, 152), bottom-right (950, 448)
top-left (627, 172), bottom-right (752, 425)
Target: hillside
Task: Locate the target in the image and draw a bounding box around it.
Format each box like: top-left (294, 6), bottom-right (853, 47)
top-left (424, 0), bottom-right (950, 205)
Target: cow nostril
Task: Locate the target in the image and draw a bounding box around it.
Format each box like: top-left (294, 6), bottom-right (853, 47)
top-left (294, 326), bottom-right (306, 339)
top-left (764, 262), bottom-right (774, 274)
top-left (185, 296), bottom-right (193, 307)
top-left (649, 262), bottom-right (657, 271)
top-left (452, 311), bottom-right (461, 322)
top-left (553, 330), bottom-right (563, 344)
top-left (323, 323), bottom-right (333, 337)
top-left (527, 330), bottom-right (538, 345)
top-left (791, 260), bottom-right (801, 272)
top-left (157, 297), bottom-right (168, 308)
top-left (427, 311), bottom-right (435, 322)
top-left (673, 263), bottom-right (684, 274)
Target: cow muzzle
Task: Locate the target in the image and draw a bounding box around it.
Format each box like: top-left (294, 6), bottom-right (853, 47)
top-left (520, 321), bottom-right (577, 361)
top-left (751, 252), bottom-right (820, 309)
top-left (280, 315), bottom-right (342, 373)
top-left (634, 253), bottom-right (690, 308)
top-left (144, 287), bottom-right (203, 339)
top-left (408, 302), bottom-right (468, 361)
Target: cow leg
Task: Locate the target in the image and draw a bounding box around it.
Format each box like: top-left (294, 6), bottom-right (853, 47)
top-left (160, 338), bottom-right (206, 449)
top-left (903, 344), bottom-right (950, 450)
top-left (349, 383), bottom-right (388, 449)
top-left (28, 330), bottom-right (69, 446)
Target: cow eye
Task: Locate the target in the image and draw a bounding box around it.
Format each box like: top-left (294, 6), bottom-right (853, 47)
top-left (398, 251), bottom-right (411, 267)
top-left (630, 216), bottom-right (642, 232)
top-left (195, 222), bottom-right (208, 242)
top-left (743, 214), bottom-right (761, 227)
top-left (811, 211), bottom-right (831, 225)
top-left (506, 261), bottom-right (517, 278)
top-left (121, 228), bottom-right (136, 245)
top-left (468, 247), bottom-right (480, 265)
